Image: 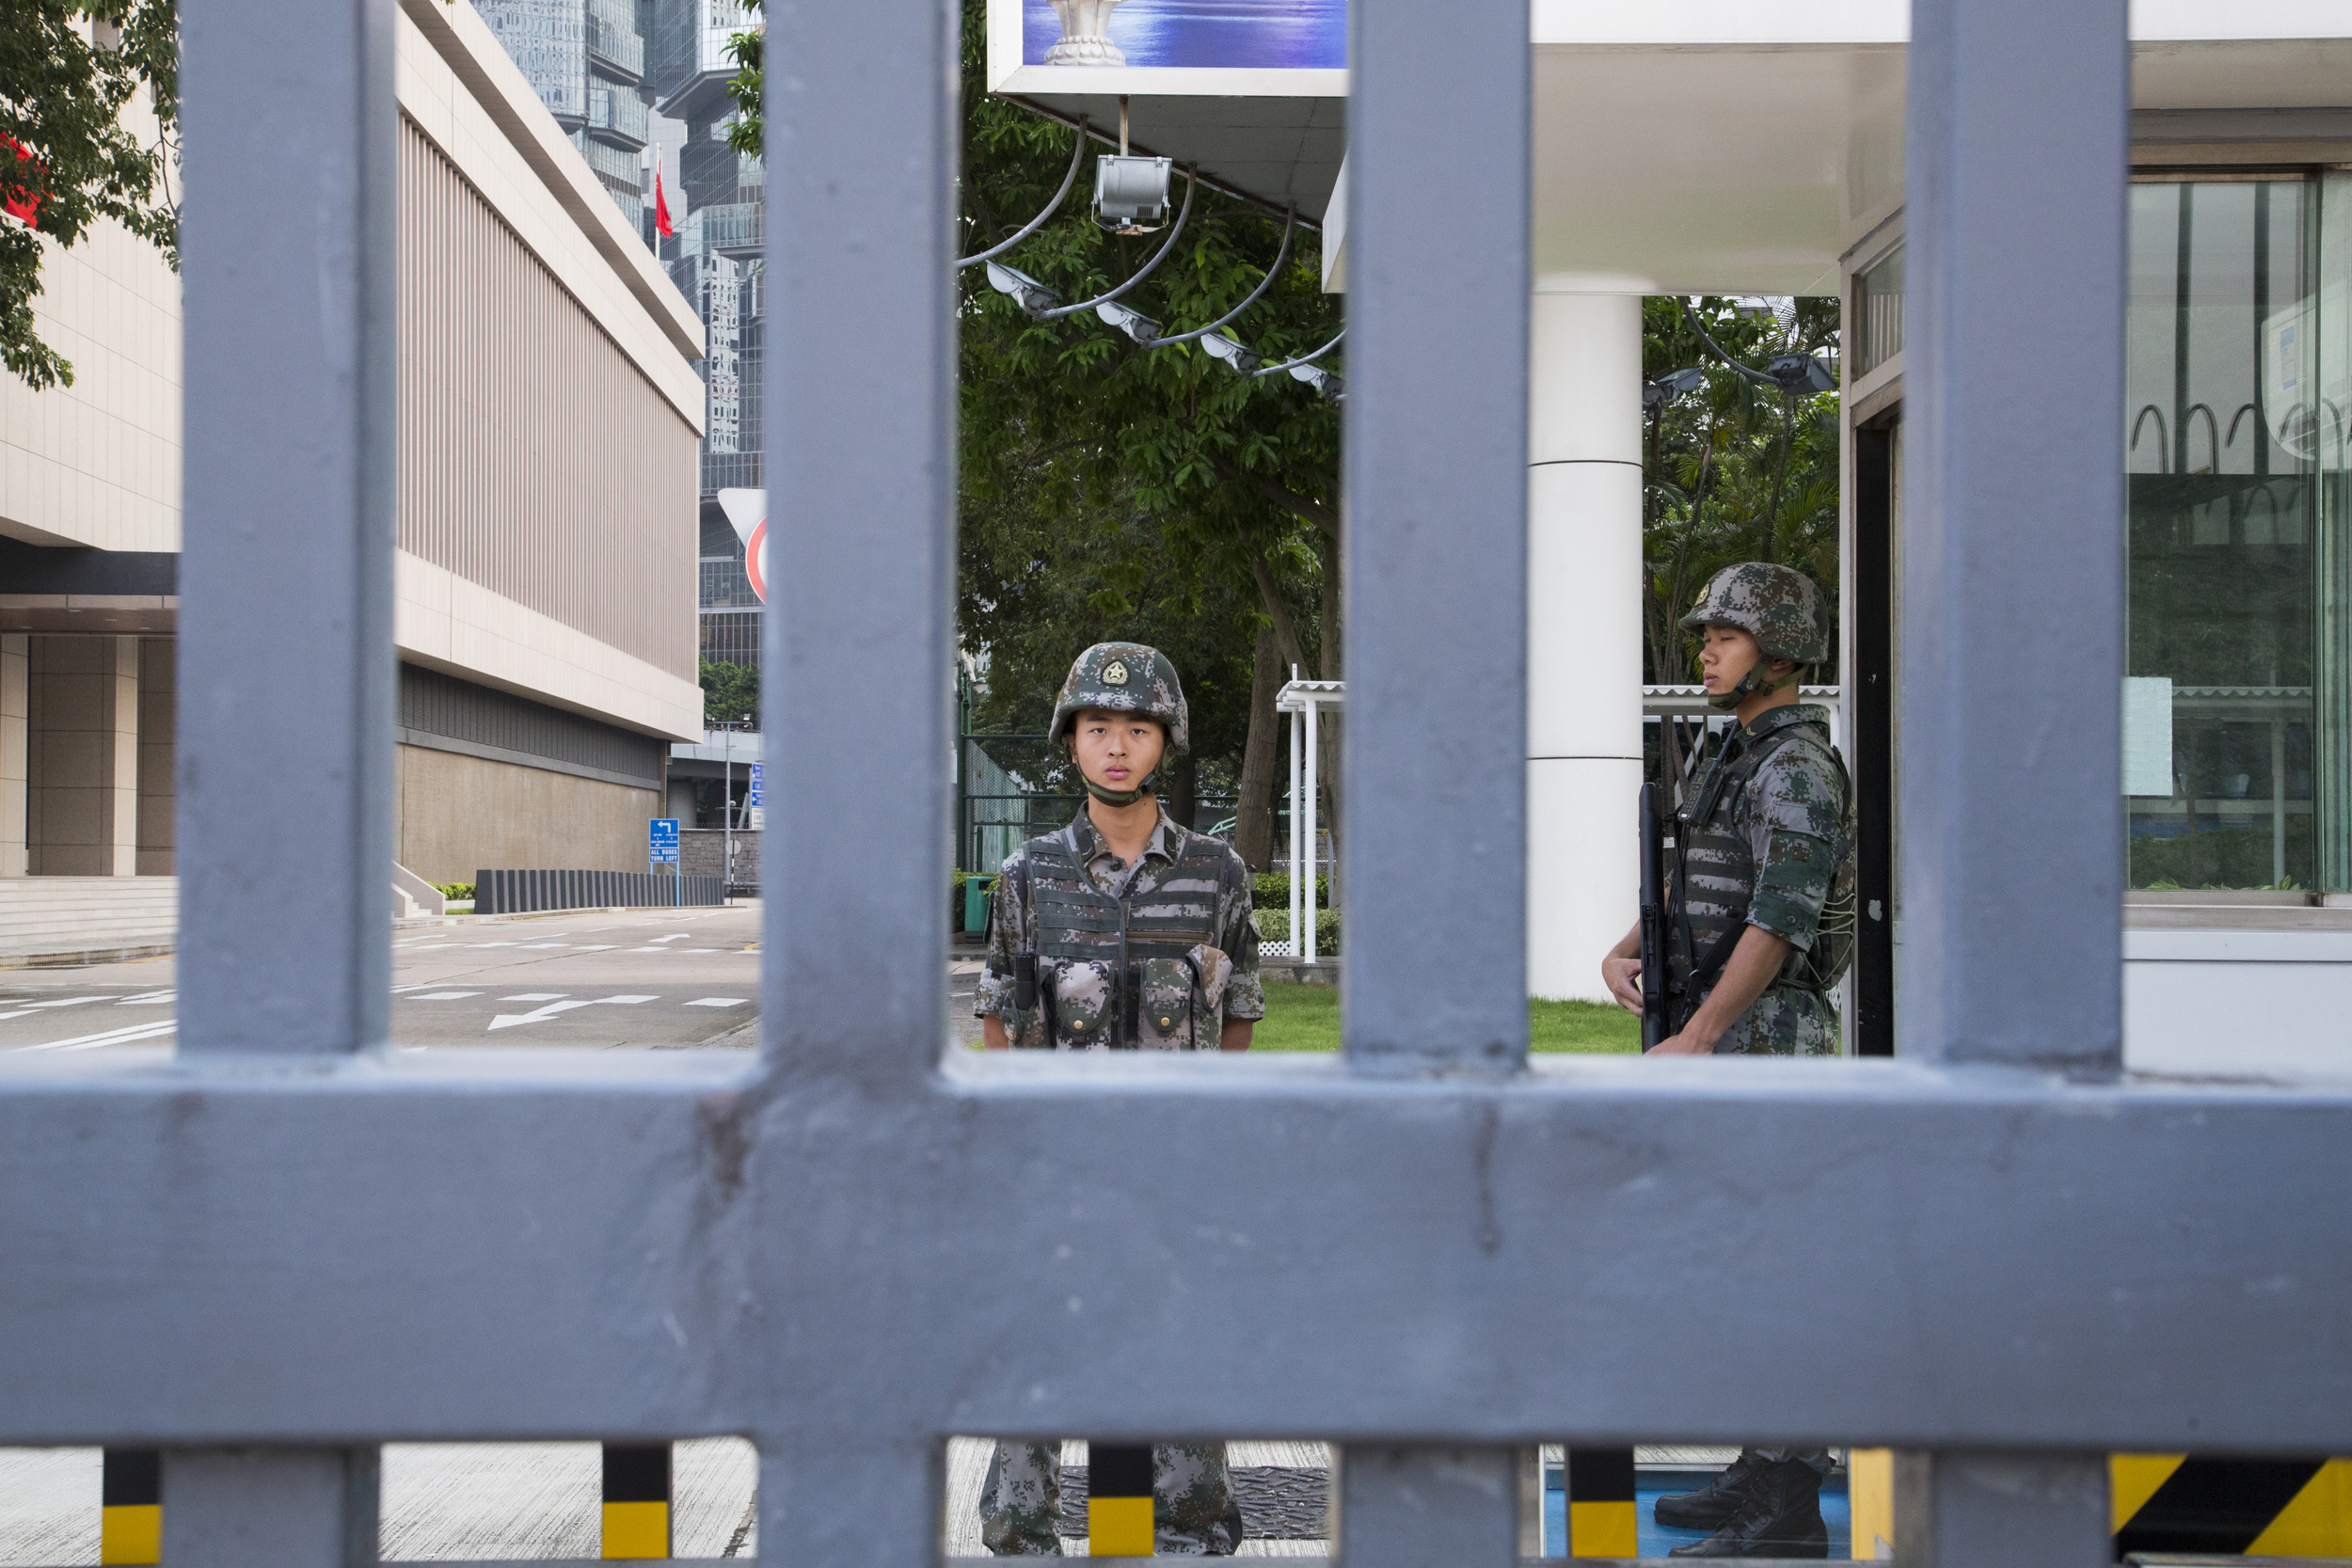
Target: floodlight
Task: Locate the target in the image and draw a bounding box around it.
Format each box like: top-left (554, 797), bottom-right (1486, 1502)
top-left (1096, 299), bottom-right (1162, 345)
top-left (1094, 154), bottom-right (1174, 233)
top-left (1765, 352), bottom-right (1838, 394)
top-left (1644, 365), bottom-right (1706, 411)
top-left (1287, 363), bottom-right (1343, 402)
top-left (1200, 331), bottom-right (1263, 376)
top-left (985, 261), bottom-right (1061, 319)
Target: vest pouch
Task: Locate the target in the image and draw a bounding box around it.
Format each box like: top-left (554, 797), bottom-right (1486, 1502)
top-left (1050, 959), bottom-right (1115, 1049)
top-left (1138, 956), bottom-right (1198, 1050)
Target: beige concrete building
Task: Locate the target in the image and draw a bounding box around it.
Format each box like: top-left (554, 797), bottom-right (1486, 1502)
top-left (1, 0), bottom-right (704, 928)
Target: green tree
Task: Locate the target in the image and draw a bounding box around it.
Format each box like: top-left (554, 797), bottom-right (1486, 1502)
top-left (1641, 296), bottom-right (1841, 688)
top-left (729, 0), bottom-right (1343, 863)
top-left (2, 2), bottom-right (179, 390)
top-left (699, 658), bottom-right (758, 732)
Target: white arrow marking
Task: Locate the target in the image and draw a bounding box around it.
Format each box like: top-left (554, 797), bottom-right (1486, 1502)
top-left (486, 994), bottom-right (657, 1031)
top-left (684, 997), bottom-right (748, 1007)
top-left (16, 1019), bottom-right (178, 1052)
top-left (0, 997), bottom-right (109, 1021)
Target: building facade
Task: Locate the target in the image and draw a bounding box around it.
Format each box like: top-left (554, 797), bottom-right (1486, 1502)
top-left (0, 0), bottom-right (704, 904)
top-left (472, 0), bottom-right (655, 234)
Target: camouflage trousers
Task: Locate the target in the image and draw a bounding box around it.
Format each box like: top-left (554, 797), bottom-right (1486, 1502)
top-left (1708, 984), bottom-right (1837, 1056)
top-left (980, 1441), bottom-right (1242, 1556)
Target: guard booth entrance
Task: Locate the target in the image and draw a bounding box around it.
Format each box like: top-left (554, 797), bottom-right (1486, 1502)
top-left (0, 5), bottom-right (2343, 1568)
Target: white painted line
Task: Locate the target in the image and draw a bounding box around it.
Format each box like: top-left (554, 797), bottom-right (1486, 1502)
top-left (684, 998), bottom-right (749, 1007)
top-left (486, 994), bottom-right (658, 1031)
top-left (571, 944), bottom-right (619, 952)
top-left (651, 935), bottom-right (691, 944)
top-left (16, 1019), bottom-right (178, 1052)
top-left (0, 998), bottom-right (111, 1021)
top-left (515, 943), bottom-right (571, 949)
top-left (466, 942), bottom-right (521, 949)
top-left (682, 948), bottom-right (725, 954)
top-left (623, 947), bottom-right (675, 955)
top-left (407, 991), bottom-right (484, 1001)
top-left (499, 993), bottom-right (569, 1002)
top-left (117, 990), bottom-right (176, 1005)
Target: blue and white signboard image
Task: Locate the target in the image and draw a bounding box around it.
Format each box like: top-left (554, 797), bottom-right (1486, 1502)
top-left (1023, 0), bottom-right (1344, 70)
top-left (649, 818), bottom-right (680, 865)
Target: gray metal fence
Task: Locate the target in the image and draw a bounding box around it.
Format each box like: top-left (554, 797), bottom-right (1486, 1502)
top-left (0, 4), bottom-right (2344, 1568)
top-left (473, 870), bottom-right (723, 914)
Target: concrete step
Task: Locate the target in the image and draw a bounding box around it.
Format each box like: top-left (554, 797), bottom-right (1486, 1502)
top-left (0, 877), bottom-right (180, 960)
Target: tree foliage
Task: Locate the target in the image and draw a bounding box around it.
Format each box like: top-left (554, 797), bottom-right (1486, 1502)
top-left (1, 1), bottom-right (179, 390)
top-left (699, 658), bottom-right (758, 732)
top-left (1641, 296), bottom-right (1841, 685)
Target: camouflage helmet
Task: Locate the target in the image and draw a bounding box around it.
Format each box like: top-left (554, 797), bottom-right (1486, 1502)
top-left (1048, 641), bottom-right (1189, 754)
top-left (1679, 562), bottom-right (1830, 666)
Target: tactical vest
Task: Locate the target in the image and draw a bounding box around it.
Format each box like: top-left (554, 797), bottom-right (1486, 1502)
top-left (1024, 833), bottom-right (1232, 1050)
top-left (1666, 719), bottom-right (1855, 1027)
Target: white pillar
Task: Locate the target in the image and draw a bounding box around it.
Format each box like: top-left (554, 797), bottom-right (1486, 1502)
top-left (1527, 291), bottom-right (1644, 1001)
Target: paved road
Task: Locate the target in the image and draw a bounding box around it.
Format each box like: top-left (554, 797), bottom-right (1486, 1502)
top-left (0, 909), bottom-right (1007, 1056)
top-left (0, 906), bottom-right (764, 1055)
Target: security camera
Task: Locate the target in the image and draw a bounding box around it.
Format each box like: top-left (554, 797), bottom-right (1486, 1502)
top-left (1764, 352), bottom-right (1838, 394)
top-left (1093, 154), bottom-right (1173, 233)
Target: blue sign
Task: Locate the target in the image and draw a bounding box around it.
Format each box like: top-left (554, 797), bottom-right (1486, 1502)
top-left (649, 818), bottom-right (680, 864)
top-left (747, 764), bottom-right (762, 809)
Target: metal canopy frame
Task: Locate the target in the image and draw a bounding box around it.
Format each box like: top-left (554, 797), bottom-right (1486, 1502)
top-left (1, 3), bottom-right (2344, 1568)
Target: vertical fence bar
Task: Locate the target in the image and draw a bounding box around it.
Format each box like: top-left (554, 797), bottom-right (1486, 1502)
top-left (1895, 1450), bottom-right (2109, 1568)
top-left (1900, 0), bottom-right (2128, 1071)
top-left (1341, 1447), bottom-right (1519, 1568)
top-left (761, 0), bottom-right (953, 1088)
top-left (1342, 0), bottom-right (1530, 1071)
top-left (178, 0), bottom-right (397, 1056)
top-left (163, 1448), bottom-right (379, 1568)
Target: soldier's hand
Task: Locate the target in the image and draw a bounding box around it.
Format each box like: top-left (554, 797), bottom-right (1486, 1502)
top-left (1645, 1031), bottom-right (1712, 1055)
top-left (1601, 956), bottom-right (1644, 1013)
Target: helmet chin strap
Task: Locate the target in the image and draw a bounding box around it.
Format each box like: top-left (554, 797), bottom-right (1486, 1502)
top-left (1705, 658), bottom-right (1802, 713)
top-left (1083, 774), bottom-right (1155, 807)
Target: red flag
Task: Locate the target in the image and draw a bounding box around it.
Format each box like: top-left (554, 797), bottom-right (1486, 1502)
top-left (2, 135), bottom-right (43, 226)
top-left (653, 166), bottom-right (674, 239)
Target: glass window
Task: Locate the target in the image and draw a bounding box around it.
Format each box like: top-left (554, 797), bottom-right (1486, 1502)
top-left (1852, 242), bottom-right (1903, 380)
top-left (2124, 175), bottom-right (2351, 893)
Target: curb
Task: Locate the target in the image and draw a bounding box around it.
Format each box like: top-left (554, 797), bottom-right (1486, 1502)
top-left (0, 942), bottom-right (176, 971)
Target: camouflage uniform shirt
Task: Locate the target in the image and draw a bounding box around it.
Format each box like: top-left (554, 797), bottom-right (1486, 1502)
top-left (1671, 703), bottom-right (1849, 1055)
top-left (976, 805), bottom-right (1264, 1045)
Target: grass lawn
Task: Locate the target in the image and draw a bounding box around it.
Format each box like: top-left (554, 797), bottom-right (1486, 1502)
top-left (1248, 981), bottom-right (1640, 1053)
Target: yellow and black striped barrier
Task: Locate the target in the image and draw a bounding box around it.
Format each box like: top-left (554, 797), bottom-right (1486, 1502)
top-left (2114, 1454), bottom-right (2352, 1559)
top-left (100, 1448), bottom-right (161, 1566)
top-left (601, 1442), bottom-right (673, 1560)
top-left (1087, 1443), bottom-right (1156, 1557)
top-left (1848, 1449), bottom-right (2352, 1560)
top-left (1565, 1447), bottom-right (1638, 1558)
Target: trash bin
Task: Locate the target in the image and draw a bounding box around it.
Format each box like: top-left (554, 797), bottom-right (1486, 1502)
top-left (963, 874), bottom-right (995, 934)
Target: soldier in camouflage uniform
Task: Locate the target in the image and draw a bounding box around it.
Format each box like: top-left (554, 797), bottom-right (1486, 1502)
top-left (1600, 563), bottom-right (1854, 1559)
top-left (975, 643), bottom-right (1259, 1553)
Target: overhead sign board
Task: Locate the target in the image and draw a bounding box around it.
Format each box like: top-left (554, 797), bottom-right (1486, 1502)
top-left (649, 818), bottom-right (680, 865)
top-left (1017, 0), bottom-right (1344, 70)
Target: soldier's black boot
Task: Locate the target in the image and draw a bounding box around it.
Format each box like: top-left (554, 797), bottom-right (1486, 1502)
top-left (1666, 1459), bottom-right (1828, 1559)
top-left (1653, 1449), bottom-right (1766, 1529)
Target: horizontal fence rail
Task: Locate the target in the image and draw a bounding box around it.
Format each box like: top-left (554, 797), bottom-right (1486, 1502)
top-left (2, 6), bottom-right (2345, 1568)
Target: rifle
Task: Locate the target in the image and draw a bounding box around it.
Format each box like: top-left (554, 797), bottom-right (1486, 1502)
top-left (1638, 781), bottom-right (1670, 1051)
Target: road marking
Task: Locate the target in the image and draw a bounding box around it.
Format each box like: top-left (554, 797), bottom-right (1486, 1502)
top-left (651, 935), bottom-right (691, 944)
top-left (623, 947), bottom-right (673, 954)
top-left (682, 948), bottom-right (725, 954)
top-left (0, 997), bottom-right (111, 1020)
top-left (16, 1019), bottom-right (179, 1052)
top-left (117, 990), bottom-right (175, 1005)
top-left (467, 942), bottom-right (521, 948)
top-left (684, 998), bottom-right (748, 1007)
top-left (487, 994), bottom-right (658, 1031)
top-left (407, 991), bottom-right (483, 1001)
top-left (499, 993), bottom-right (569, 1002)
top-left (571, 944), bottom-right (619, 952)
top-left (515, 942), bottom-right (571, 949)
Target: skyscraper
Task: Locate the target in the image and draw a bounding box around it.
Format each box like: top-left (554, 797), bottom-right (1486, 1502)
top-left (646, 0), bottom-right (767, 673)
top-left (473, 0), bottom-right (654, 235)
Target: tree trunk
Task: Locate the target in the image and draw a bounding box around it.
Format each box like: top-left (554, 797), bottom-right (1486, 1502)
top-left (1233, 621), bottom-right (1281, 870)
top-left (1165, 750), bottom-right (1199, 830)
